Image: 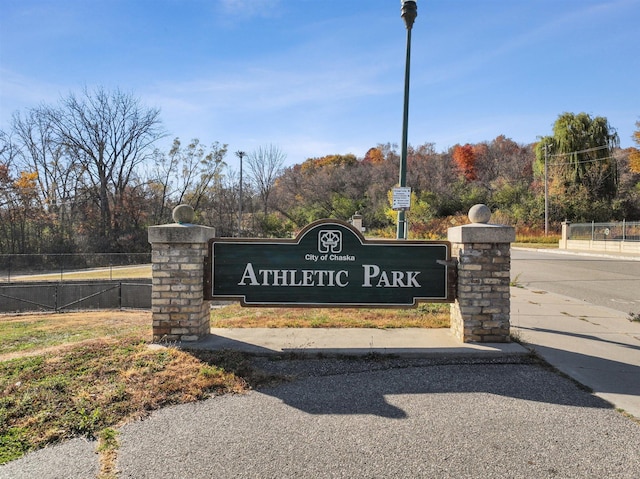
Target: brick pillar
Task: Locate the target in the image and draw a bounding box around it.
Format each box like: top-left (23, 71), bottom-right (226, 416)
top-left (148, 205), bottom-right (215, 342)
top-left (447, 205), bottom-right (515, 343)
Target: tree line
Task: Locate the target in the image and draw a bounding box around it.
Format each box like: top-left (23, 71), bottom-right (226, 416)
top-left (1, 87), bottom-right (639, 256)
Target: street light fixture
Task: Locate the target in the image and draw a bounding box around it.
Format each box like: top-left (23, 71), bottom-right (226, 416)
top-left (397, 0), bottom-right (417, 240)
top-left (235, 150), bottom-right (246, 236)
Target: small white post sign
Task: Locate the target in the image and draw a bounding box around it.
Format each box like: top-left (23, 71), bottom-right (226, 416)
top-left (392, 187), bottom-right (411, 211)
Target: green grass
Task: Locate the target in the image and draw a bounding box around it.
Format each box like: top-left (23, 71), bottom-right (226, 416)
top-left (513, 233), bottom-right (560, 248)
top-left (1, 319), bottom-right (97, 354)
top-left (0, 311), bottom-right (249, 464)
top-left (0, 311), bottom-right (149, 357)
top-left (0, 338), bottom-right (249, 464)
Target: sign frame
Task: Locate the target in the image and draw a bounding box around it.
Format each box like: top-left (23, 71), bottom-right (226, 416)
top-left (204, 219), bottom-right (455, 307)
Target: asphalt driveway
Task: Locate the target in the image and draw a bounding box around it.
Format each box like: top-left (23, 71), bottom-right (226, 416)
top-left (4, 357), bottom-right (640, 479)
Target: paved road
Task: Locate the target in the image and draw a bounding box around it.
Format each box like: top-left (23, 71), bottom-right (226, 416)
top-left (511, 249), bottom-right (640, 315)
top-left (3, 358), bottom-right (640, 479)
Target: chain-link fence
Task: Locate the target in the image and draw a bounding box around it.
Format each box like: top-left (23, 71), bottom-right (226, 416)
top-left (0, 253), bottom-right (151, 283)
top-left (567, 221), bottom-right (640, 242)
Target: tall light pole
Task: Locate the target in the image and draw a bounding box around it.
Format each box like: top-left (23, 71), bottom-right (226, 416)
top-left (397, 0), bottom-right (417, 240)
top-left (235, 150), bottom-right (246, 237)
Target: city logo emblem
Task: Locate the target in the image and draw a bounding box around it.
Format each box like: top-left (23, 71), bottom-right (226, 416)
top-left (318, 230), bottom-right (342, 254)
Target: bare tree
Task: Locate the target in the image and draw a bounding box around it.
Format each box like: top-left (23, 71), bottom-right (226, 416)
top-left (246, 144), bottom-right (286, 216)
top-left (148, 138), bottom-right (227, 209)
top-left (46, 87), bottom-right (165, 249)
top-left (180, 140), bottom-right (227, 212)
top-left (146, 141), bottom-right (181, 225)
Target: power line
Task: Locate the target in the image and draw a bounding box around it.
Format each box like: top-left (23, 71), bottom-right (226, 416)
top-left (548, 155), bottom-right (617, 167)
top-left (548, 144), bottom-right (610, 158)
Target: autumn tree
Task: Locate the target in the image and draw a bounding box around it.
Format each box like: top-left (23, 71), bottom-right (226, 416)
top-left (272, 153), bottom-right (368, 228)
top-left (629, 120), bottom-right (640, 173)
top-left (452, 144), bottom-right (477, 181)
top-left (299, 153), bottom-right (358, 172)
top-left (9, 108), bottom-right (84, 250)
top-left (472, 136), bottom-right (534, 186)
top-left (146, 137), bottom-right (229, 228)
top-left (363, 147), bottom-right (385, 164)
top-left (362, 144), bottom-right (400, 227)
top-left (175, 139), bottom-right (227, 212)
top-left (0, 166), bottom-right (42, 253)
top-left (0, 156), bottom-right (16, 252)
top-left (0, 130), bottom-right (46, 252)
top-left (147, 141), bottom-right (182, 224)
top-left (406, 143), bottom-right (435, 190)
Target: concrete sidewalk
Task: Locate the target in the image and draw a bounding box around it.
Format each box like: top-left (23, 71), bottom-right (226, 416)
top-left (510, 286), bottom-right (640, 419)
top-left (188, 326), bottom-right (528, 358)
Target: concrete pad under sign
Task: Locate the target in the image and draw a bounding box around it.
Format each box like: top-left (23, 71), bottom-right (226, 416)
top-left (181, 328), bottom-right (528, 358)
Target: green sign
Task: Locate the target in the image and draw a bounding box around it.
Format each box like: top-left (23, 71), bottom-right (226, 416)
top-left (205, 219), bottom-right (453, 307)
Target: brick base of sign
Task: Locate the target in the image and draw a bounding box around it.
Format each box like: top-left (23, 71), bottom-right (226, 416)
top-left (148, 223), bottom-right (215, 342)
top-left (448, 222), bottom-right (515, 343)
top-left (449, 243), bottom-right (511, 342)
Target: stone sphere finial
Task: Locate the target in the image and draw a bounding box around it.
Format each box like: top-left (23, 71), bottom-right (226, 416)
top-left (172, 204), bottom-right (195, 224)
top-left (468, 204), bottom-right (491, 224)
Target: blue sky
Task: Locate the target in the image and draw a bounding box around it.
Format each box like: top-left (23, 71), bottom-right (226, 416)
top-left (1, 0), bottom-right (639, 166)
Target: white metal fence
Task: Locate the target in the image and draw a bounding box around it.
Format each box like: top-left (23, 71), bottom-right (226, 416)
top-left (567, 221), bottom-right (640, 242)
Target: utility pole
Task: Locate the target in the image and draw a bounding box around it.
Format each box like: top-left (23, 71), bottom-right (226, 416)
top-left (235, 150), bottom-right (246, 237)
top-left (544, 144), bottom-right (550, 236)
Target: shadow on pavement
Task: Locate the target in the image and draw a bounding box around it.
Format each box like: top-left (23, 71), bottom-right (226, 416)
top-left (255, 361), bottom-right (614, 419)
top-left (184, 334), bottom-right (615, 419)
top-left (522, 342), bottom-right (640, 398)
top-left (517, 325), bottom-right (640, 352)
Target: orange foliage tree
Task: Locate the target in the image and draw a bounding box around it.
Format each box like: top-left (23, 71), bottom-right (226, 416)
top-left (452, 144), bottom-right (477, 181)
top-left (363, 147), bottom-right (385, 164)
